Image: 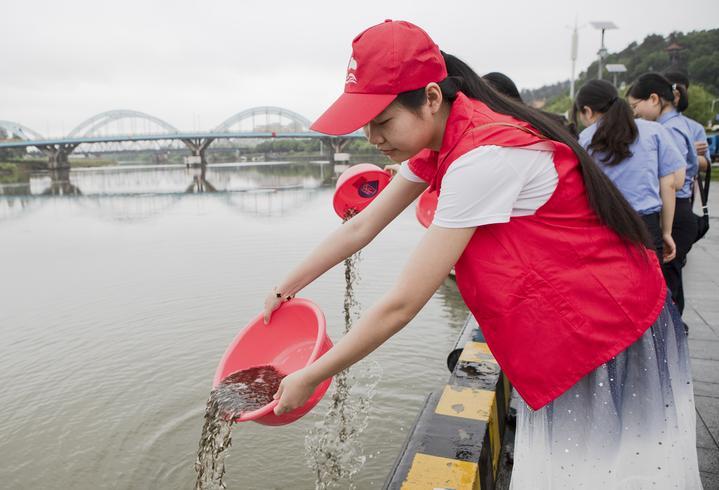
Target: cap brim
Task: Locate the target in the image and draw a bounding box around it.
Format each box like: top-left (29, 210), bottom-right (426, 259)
top-left (311, 92), bottom-right (397, 136)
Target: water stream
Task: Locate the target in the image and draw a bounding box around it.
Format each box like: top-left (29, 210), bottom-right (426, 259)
top-left (195, 365), bottom-right (285, 489)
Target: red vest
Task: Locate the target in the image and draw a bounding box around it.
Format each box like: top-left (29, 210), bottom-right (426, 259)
top-left (409, 93), bottom-right (667, 410)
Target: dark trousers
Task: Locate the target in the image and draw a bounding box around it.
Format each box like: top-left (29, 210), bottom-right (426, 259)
top-left (640, 212), bottom-right (663, 265)
top-left (661, 198), bottom-right (697, 314)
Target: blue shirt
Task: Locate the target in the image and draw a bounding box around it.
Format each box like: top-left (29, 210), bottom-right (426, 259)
top-left (681, 113), bottom-right (711, 161)
top-left (657, 109), bottom-right (699, 198)
top-left (580, 118), bottom-right (685, 214)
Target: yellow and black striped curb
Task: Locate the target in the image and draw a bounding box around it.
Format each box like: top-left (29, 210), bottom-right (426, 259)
top-left (385, 316), bottom-right (510, 490)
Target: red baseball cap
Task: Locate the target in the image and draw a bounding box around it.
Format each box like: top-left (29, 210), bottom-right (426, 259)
top-left (310, 20), bottom-right (447, 136)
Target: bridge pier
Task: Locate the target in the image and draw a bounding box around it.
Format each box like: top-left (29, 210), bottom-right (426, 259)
top-left (35, 143), bottom-right (79, 170)
top-left (181, 138), bottom-right (215, 167)
top-left (322, 137), bottom-right (351, 163)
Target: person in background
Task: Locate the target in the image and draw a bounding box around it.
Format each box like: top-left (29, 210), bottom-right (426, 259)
top-left (482, 70), bottom-right (578, 137)
top-left (628, 73), bottom-right (699, 316)
top-left (482, 71), bottom-right (523, 101)
top-left (664, 71), bottom-right (711, 172)
top-left (574, 79), bottom-right (686, 266)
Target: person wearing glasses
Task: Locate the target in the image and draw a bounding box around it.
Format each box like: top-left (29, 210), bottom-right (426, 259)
top-left (628, 73), bottom-right (699, 318)
top-left (574, 79), bottom-right (686, 267)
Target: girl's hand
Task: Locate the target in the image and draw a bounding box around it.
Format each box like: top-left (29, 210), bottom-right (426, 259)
top-left (694, 140), bottom-right (708, 156)
top-left (273, 369), bottom-right (318, 415)
top-left (384, 164), bottom-right (401, 177)
top-left (662, 233), bottom-right (676, 263)
top-left (263, 288), bottom-right (284, 324)
top-left (264, 287), bottom-right (294, 324)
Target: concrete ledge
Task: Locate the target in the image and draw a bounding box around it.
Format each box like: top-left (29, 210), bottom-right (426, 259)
top-left (385, 316), bottom-right (510, 490)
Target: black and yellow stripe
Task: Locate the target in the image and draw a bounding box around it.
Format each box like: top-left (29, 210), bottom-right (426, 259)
top-left (385, 317), bottom-right (510, 490)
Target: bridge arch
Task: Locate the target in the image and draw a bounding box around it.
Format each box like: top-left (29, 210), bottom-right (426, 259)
top-left (67, 110), bottom-right (180, 138)
top-left (214, 106), bottom-right (312, 133)
top-left (0, 120), bottom-right (45, 140)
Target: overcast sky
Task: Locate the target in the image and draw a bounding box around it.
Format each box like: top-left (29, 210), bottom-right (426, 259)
top-left (2, 0), bottom-right (717, 137)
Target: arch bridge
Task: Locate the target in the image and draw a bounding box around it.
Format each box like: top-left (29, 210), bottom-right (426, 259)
top-left (0, 107), bottom-right (363, 168)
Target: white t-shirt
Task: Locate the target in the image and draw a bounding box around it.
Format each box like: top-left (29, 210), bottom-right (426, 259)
top-left (399, 145), bottom-right (559, 228)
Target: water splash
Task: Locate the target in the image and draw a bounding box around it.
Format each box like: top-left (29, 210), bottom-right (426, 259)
top-left (194, 365), bottom-right (284, 489)
top-left (304, 222), bottom-right (382, 489)
top-left (304, 358), bottom-right (382, 489)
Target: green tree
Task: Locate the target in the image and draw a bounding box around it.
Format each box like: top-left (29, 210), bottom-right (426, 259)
top-left (543, 94), bottom-right (573, 115)
top-left (345, 139), bottom-right (376, 152)
top-left (684, 84), bottom-right (718, 127)
top-left (0, 129), bottom-right (27, 161)
top-left (524, 28), bottom-right (719, 106)
top-left (633, 51), bottom-right (671, 75)
top-left (688, 55), bottom-right (719, 94)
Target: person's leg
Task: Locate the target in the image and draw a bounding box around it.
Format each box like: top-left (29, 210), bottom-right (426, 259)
top-left (640, 212), bottom-right (663, 265)
top-left (662, 198), bottom-right (697, 315)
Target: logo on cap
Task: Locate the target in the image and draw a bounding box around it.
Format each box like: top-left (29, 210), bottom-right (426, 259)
top-left (345, 56), bottom-right (358, 85)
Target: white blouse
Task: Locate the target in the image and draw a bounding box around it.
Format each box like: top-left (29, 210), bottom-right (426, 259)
top-left (399, 145), bottom-right (559, 228)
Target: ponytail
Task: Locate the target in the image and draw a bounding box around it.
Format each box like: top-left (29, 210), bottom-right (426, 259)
top-left (396, 53), bottom-right (653, 250)
top-left (573, 79), bottom-right (638, 166)
top-left (674, 84), bottom-right (689, 112)
top-left (663, 71), bottom-right (690, 112)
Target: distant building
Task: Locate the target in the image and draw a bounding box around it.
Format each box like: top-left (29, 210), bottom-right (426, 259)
top-left (665, 36), bottom-right (685, 69)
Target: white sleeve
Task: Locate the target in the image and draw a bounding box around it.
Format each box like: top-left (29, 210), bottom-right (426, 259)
top-left (433, 145), bottom-right (557, 228)
top-left (398, 161), bottom-right (427, 183)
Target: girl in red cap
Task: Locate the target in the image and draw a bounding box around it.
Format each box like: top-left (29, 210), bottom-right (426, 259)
top-left (264, 20), bottom-right (701, 489)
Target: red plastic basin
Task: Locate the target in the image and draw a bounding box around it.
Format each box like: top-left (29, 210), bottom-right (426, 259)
top-left (332, 163), bottom-right (391, 218)
top-left (213, 298), bottom-right (333, 426)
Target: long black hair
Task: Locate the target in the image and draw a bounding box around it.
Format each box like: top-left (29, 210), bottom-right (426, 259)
top-left (663, 71), bottom-right (690, 112)
top-left (443, 53), bottom-right (578, 136)
top-left (627, 72), bottom-right (684, 111)
top-left (572, 79), bottom-right (638, 166)
top-left (396, 53), bottom-right (652, 249)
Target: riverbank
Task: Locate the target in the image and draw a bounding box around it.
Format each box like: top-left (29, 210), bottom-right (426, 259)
top-left (0, 159), bottom-right (117, 184)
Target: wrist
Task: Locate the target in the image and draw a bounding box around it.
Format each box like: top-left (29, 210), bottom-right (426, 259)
top-left (273, 285), bottom-right (295, 302)
top-left (301, 362), bottom-right (327, 386)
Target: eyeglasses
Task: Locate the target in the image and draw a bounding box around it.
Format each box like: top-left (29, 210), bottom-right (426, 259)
top-left (628, 99), bottom-right (644, 111)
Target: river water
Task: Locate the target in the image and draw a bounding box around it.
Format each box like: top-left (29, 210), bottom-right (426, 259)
top-left (0, 162), bottom-right (468, 489)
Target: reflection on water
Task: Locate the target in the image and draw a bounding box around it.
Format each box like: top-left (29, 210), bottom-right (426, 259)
top-left (186, 166), bottom-right (217, 194)
top-left (0, 162), bottom-right (330, 221)
top-left (42, 168), bottom-right (82, 196)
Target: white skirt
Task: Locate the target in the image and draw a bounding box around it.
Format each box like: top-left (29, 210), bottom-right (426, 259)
top-left (510, 294), bottom-right (703, 490)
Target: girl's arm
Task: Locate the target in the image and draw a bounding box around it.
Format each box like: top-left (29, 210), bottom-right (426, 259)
top-left (672, 167), bottom-right (686, 191)
top-left (659, 173), bottom-right (677, 263)
top-left (695, 139), bottom-right (709, 172)
top-left (264, 174), bottom-right (428, 322)
top-left (273, 224), bottom-right (477, 415)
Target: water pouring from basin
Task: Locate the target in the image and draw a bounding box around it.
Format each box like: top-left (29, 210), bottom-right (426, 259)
top-left (332, 163), bottom-right (391, 219)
